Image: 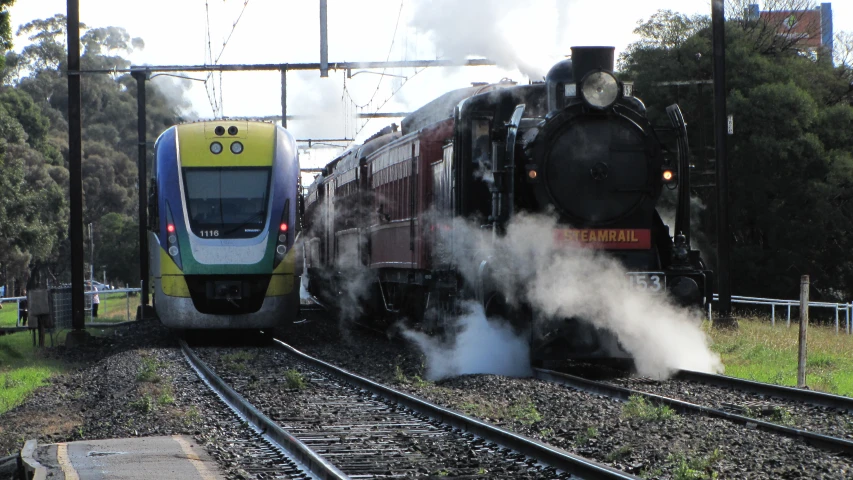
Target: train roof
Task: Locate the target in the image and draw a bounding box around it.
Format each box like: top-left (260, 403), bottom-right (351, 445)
top-left (401, 81), bottom-right (518, 134)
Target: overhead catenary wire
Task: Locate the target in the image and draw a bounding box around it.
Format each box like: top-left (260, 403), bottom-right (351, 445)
top-left (203, 0), bottom-right (251, 118)
top-left (203, 0), bottom-right (220, 117)
top-left (342, 0), bottom-right (407, 138)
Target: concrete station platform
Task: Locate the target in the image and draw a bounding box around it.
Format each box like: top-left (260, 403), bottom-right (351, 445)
top-left (21, 436), bottom-right (224, 479)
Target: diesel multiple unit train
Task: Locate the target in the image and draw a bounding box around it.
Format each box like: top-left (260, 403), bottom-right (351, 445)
top-left (147, 120), bottom-right (301, 329)
top-left (303, 46), bottom-right (713, 359)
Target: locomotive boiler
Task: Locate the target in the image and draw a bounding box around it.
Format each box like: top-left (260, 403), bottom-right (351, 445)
top-left (304, 46), bottom-right (712, 359)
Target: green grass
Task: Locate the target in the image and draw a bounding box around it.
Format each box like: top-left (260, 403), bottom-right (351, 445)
top-left (284, 369), bottom-right (306, 390)
top-left (0, 331), bottom-right (70, 414)
top-left (622, 395), bottom-right (677, 422)
top-left (0, 301), bottom-right (23, 327)
top-left (574, 426), bottom-right (599, 446)
top-left (222, 351), bottom-right (254, 373)
top-left (0, 292), bottom-right (140, 327)
top-left (460, 397), bottom-right (542, 425)
top-left (668, 449), bottom-right (723, 480)
top-left (707, 317), bottom-right (853, 396)
top-left (136, 356), bottom-right (164, 383)
top-left (93, 292), bottom-right (140, 323)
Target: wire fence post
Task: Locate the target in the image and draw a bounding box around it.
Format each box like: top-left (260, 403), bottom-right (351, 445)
top-left (771, 304), bottom-right (775, 326)
top-left (15, 298), bottom-right (21, 326)
top-left (835, 305), bottom-right (839, 335)
top-left (787, 303), bottom-right (791, 328)
top-left (707, 302), bottom-right (712, 322)
top-left (797, 275), bottom-right (809, 389)
top-left (126, 290), bottom-right (131, 322)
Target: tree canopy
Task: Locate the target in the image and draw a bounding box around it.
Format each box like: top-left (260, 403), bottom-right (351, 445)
top-left (0, 15), bottom-right (192, 293)
top-left (621, 7), bottom-right (853, 299)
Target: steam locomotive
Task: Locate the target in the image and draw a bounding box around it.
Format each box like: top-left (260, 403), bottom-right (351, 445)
top-left (304, 46), bottom-right (712, 359)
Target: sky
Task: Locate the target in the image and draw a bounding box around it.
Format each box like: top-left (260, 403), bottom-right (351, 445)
top-left (8, 0), bottom-right (853, 171)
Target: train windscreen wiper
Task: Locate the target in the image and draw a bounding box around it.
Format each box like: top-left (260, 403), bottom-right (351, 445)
top-left (221, 211), bottom-right (266, 236)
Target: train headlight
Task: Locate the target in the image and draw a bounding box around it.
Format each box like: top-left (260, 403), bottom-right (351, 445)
top-left (273, 199), bottom-right (291, 269)
top-left (230, 141), bottom-right (244, 154)
top-left (580, 71), bottom-right (619, 109)
top-left (164, 201), bottom-right (182, 270)
top-left (670, 276), bottom-right (701, 305)
top-left (210, 142), bottom-right (223, 154)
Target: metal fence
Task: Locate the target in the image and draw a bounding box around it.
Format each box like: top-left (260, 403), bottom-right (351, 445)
top-left (1, 287), bottom-right (141, 328)
top-left (709, 294), bottom-right (852, 335)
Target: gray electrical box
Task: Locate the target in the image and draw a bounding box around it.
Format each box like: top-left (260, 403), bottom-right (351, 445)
top-left (29, 289), bottom-right (50, 316)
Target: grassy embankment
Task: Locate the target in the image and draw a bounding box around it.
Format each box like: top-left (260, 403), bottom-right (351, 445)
top-left (0, 292), bottom-right (140, 414)
top-left (0, 330), bottom-right (70, 414)
top-left (706, 316), bottom-right (853, 396)
top-left (0, 292), bottom-right (140, 327)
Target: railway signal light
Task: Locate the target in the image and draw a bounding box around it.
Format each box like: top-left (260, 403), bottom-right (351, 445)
top-left (662, 169), bottom-right (675, 183)
top-left (167, 224), bottom-right (175, 233)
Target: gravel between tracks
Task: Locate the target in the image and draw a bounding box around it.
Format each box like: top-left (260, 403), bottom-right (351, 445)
top-left (276, 311), bottom-right (853, 479)
top-left (0, 322), bottom-right (302, 480)
top-left (603, 377), bottom-right (853, 440)
top-left (194, 344), bottom-right (566, 478)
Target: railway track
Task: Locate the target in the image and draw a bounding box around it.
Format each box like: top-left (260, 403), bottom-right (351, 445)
top-left (181, 339), bottom-right (346, 480)
top-left (533, 367), bottom-right (853, 455)
top-left (674, 369), bottom-right (853, 412)
top-left (182, 338), bottom-right (640, 479)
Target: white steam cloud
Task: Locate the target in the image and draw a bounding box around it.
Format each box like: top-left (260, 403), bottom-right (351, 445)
top-left (405, 212), bottom-right (722, 379)
top-left (403, 302), bottom-right (532, 379)
top-left (408, 0), bottom-right (563, 79)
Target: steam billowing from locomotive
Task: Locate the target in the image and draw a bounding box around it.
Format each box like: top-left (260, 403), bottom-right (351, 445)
top-left (303, 46), bottom-right (720, 379)
top-left (421, 214), bottom-right (721, 379)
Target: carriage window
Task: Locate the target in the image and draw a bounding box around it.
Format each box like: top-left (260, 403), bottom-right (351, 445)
top-left (183, 167), bottom-right (270, 238)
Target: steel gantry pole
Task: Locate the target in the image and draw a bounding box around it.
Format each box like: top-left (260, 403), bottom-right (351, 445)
top-left (281, 67), bottom-right (287, 129)
top-left (320, 0), bottom-right (328, 78)
top-left (132, 69), bottom-right (150, 313)
top-left (67, 0), bottom-right (86, 332)
top-left (712, 0), bottom-right (735, 328)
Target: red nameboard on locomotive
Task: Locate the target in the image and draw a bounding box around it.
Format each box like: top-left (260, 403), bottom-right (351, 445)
top-left (554, 229), bottom-right (651, 249)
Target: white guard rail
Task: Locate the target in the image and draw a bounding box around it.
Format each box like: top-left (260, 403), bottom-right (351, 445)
top-left (709, 294), bottom-right (852, 335)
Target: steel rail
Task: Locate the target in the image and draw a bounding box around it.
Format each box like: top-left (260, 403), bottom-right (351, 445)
top-left (533, 368), bottom-right (853, 455)
top-left (179, 340), bottom-right (348, 480)
top-left (675, 369), bottom-right (853, 412)
top-left (272, 338), bottom-right (640, 480)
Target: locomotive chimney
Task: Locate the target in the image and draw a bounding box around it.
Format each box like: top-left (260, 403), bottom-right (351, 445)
top-left (546, 46), bottom-right (616, 114)
top-left (570, 46), bottom-right (615, 80)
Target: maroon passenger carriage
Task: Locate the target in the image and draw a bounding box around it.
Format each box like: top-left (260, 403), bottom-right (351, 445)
top-left (304, 46), bottom-right (712, 360)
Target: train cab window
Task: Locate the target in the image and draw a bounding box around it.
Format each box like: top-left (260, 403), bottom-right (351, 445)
top-left (183, 167), bottom-right (271, 239)
top-left (471, 118), bottom-right (492, 167)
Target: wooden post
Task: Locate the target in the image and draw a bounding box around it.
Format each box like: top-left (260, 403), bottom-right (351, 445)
top-left (797, 275), bottom-right (809, 388)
